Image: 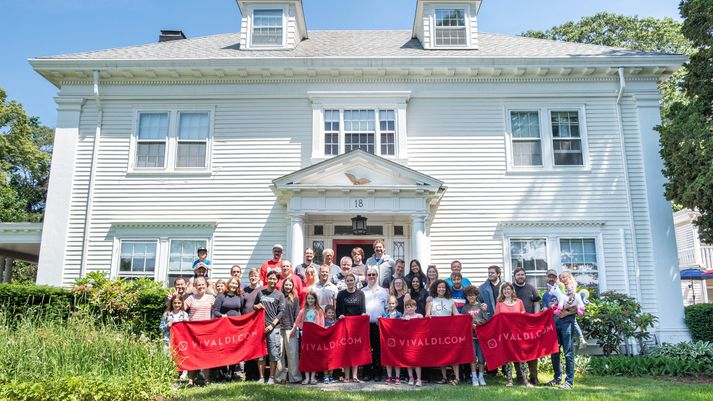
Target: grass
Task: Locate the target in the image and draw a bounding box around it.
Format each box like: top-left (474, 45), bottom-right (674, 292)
top-left (171, 375), bottom-right (713, 401)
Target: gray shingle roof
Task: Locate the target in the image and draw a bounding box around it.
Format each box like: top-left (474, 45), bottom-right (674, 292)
top-left (37, 30), bottom-right (657, 60)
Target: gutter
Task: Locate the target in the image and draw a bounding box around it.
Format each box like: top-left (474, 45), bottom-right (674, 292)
top-left (615, 67), bottom-right (642, 303)
top-left (79, 70), bottom-right (103, 278)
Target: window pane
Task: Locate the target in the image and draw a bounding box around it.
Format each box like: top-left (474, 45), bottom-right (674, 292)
top-left (253, 9), bottom-right (283, 45)
top-left (560, 238), bottom-right (598, 290)
top-left (169, 240), bottom-right (207, 275)
top-left (324, 110), bottom-right (340, 156)
top-left (512, 141), bottom-right (542, 166)
top-left (312, 241), bottom-right (324, 265)
top-left (137, 143), bottom-right (165, 168)
top-left (176, 142), bottom-right (207, 168)
top-left (435, 28), bottom-right (467, 46)
top-left (138, 113), bottom-right (168, 140)
top-left (379, 110), bottom-right (396, 156)
top-left (393, 241), bottom-right (405, 260)
top-left (435, 9), bottom-right (465, 27)
top-left (344, 110), bottom-right (375, 154)
top-left (178, 113), bottom-right (209, 140)
top-left (511, 112), bottom-right (540, 138)
top-left (118, 241), bottom-right (156, 276)
top-left (511, 239), bottom-right (548, 291)
top-left (551, 112), bottom-right (580, 138)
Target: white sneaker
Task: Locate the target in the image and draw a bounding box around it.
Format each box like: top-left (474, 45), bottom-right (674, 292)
top-left (579, 338), bottom-right (588, 350)
top-left (478, 375), bottom-right (486, 386)
top-left (302, 378), bottom-right (309, 385)
top-left (257, 378), bottom-right (265, 384)
top-left (471, 376), bottom-right (479, 386)
top-left (267, 377), bottom-right (275, 385)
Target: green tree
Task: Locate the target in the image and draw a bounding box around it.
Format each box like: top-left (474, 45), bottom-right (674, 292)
top-left (658, 0), bottom-right (713, 243)
top-left (0, 87), bottom-right (53, 222)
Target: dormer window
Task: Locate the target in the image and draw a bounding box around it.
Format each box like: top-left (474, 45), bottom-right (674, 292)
top-left (434, 9), bottom-right (466, 47)
top-left (252, 9), bottom-right (284, 46)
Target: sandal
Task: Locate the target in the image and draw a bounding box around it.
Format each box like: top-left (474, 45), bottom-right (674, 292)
top-left (450, 379), bottom-right (460, 386)
top-left (437, 378), bottom-right (449, 384)
top-left (352, 378), bottom-right (362, 383)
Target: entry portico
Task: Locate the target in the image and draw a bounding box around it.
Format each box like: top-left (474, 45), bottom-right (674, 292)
top-left (272, 150), bottom-right (446, 265)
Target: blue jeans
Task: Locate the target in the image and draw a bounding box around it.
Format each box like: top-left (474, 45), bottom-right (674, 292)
top-left (551, 317), bottom-right (574, 385)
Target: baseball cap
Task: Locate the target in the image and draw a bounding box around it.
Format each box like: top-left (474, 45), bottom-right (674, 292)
top-left (546, 269), bottom-right (558, 277)
top-left (272, 244), bottom-right (284, 251)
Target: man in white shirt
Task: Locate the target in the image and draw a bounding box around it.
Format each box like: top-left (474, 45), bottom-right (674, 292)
top-left (363, 267), bottom-right (388, 381)
top-left (310, 264), bottom-right (338, 309)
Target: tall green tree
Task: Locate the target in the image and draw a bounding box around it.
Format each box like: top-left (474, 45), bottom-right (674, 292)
top-left (0, 87), bottom-right (53, 222)
top-left (658, 0), bottom-right (713, 243)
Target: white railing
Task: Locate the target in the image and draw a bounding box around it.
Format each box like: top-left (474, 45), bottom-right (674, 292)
top-left (701, 246), bottom-right (713, 270)
top-left (679, 248), bottom-right (697, 266)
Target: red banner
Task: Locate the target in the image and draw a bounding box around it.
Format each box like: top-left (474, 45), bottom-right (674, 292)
top-left (379, 315), bottom-right (474, 367)
top-left (298, 315), bottom-right (372, 372)
top-left (170, 310), bottom-right (267, 371)
top-left (475, 309), bottom-right (559, 369)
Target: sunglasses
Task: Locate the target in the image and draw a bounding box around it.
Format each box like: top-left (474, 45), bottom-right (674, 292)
top-left (367, 274), bottom-right (377, 277)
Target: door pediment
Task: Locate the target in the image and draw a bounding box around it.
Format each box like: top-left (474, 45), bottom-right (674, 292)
top-left (272, 149), bottom-right (444, 192)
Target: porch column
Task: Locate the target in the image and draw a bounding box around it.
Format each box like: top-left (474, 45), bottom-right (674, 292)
top-left (411, 215), bottom-right (428, 264)
top-left (289, 214), bottom-right (305, 265)
top-left (3, 257), bottom-right (13, 283)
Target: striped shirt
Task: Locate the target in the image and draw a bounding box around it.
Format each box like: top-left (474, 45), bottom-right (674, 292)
top-left (185, 294), bottom-right (215, 321)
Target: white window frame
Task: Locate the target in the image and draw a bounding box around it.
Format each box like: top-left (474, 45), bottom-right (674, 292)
top-left (308, 92), bottom-right (410, 162)
top-left (129, 108), bottom-right (214, 175)
top-left (501, 227), bottom-right (606, 292)
top-left (428, 4), bottom-right (472, 49)
top-left (433, 8), bottom-right (468, 48)
top-left (110, 224), bottom-right (214, 286)
top-left (505, 105), bottom-right (590, 172)
top-left (248, 6), bottom-right (287, 49)
top-left (116, 239), bottom-right (160, 279)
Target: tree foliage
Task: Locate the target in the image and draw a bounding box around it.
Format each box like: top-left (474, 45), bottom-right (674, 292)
top-left (658, 0), bottom-right (713, 243)
top-left (0, 87), bottom-right (53, 222)
top-left (522, 12), bottom-right (691, 54)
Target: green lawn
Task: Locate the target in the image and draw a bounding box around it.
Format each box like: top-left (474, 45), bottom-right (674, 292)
top-left (171, 376), bottom-right (713, 401)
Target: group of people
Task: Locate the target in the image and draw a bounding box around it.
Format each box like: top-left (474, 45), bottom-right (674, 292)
top-left (160, 241), bottom-right (584, 389)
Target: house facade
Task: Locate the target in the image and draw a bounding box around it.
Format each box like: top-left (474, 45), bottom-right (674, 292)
top-left (674, 209), bottom-right (713, 305)
top-left (30, 0), bottom-right (689, 342)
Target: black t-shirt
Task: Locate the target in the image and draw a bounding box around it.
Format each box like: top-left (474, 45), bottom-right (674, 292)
top-left (408, 288), bottom-right (429, 316)
top-left (490, 281), bottom-right (502, 301)
top-left (514, 282), bottom-right (541, 313)
top-left (336, 289), bottom-right (366, 317)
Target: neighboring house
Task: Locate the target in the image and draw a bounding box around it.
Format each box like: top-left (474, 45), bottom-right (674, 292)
top-left (28, 0), bottom-right (689, 342)
top-left (674, 209), bottom-right (713, 305)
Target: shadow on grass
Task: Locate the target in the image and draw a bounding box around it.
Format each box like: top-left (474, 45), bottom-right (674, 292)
top-left (171, 376), bottom-right (713, 401)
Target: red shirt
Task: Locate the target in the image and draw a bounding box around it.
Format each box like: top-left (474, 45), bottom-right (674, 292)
top-left (259, 258), bottom-right (282, 285)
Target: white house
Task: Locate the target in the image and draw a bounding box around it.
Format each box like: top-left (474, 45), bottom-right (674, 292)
top-left (28, 0), bottom-right (689, 342)
top-left (674, 209), bottom-right (713, 305)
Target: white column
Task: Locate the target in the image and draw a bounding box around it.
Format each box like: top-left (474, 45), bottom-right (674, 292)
top-left (411, 215), bottom-right (428, 264)
top-left (635, 94), bottom-right (689, 343)
top-left (37, 97), bottom-right (84, 287)
top-left (289, 214), bottom-right (305, 266)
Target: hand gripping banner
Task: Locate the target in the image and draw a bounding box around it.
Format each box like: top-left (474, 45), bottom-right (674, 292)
top-left (379, 315), bottom-right (475, 367)
top-left (170, 310), bottom-right (267, 371)
top-left (298, 315), bottom-right (372, 372)
top-left (475, 308), bottom-right (559, 369)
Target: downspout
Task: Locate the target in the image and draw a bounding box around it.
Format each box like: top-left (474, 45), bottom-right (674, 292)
top-left (79, 70), bottom-right (103, 278)
top-left (616, 67), bottom-right (641, 302)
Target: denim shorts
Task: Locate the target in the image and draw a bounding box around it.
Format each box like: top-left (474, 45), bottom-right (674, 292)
top-left (266, 328), bottom-right (283, 362)
top-left (473, 339), bottom-right (484, 365)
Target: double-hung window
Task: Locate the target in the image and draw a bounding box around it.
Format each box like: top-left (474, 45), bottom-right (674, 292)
top-left (133, 110), bottom-right (212, 173)
top-left (168, 239), bottom-right (208, 284)
top-left (323, 109), bottom-right (397, 157)
top-left (119, 240), bottom-right (158, 279)
top-left (434, 9), bottom-right (467, 47)
top-left (136, 113), bottom-right (168, 168)
top-left (507, 107), bottom-right (587, 170)
top-left (508, 236), bottom-right (600, 291)
top-left (252, 9), bottom-right (283, 46)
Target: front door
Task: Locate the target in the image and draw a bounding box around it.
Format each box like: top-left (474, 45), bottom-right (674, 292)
top-left (333, 239), bottom-right (374, 264)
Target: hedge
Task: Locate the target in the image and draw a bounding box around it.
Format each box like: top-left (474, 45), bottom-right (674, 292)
top-left (587, 354), bottom-right (713, 376)
top-left (0, 283), bottom-right (73, 321)
top-left (684, 303), bottom-right (713, 342)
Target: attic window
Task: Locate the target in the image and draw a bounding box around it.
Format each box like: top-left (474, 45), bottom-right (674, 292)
top-left (252, 9), bottom-right (283, 46)
top-left (434, 9), bottom-right (467, 46)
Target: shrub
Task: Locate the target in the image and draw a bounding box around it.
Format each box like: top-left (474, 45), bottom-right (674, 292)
top-left (647, 341), bottom-right (713, 362)
top-left (0, 283), bottom-right (73, 322)
top-left (684, 303), bottom-right (713, 342)
top-left (0, 313), bottom-right (176, 401)
top-left (587, 354), bottom-right (713, 376)
top-left (72, 272), bottom-right (168, 337)
top-left (578, 291), bottom-right (657, 355)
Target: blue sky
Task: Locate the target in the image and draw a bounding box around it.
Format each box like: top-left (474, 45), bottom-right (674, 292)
top-left (2, 0), bottom-right (680, 127)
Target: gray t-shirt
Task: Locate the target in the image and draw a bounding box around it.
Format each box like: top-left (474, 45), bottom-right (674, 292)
top-left (257, 288), bottom-right (285, 327)
top-left (514, 282), bottom-right (541, 314)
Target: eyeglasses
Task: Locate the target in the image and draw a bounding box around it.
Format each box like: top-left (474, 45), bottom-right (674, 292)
top-left (367, 274), bottom-right (377, 277)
